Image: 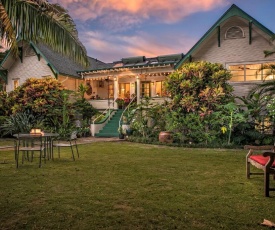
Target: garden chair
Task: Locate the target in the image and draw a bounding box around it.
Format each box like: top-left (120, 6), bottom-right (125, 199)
top-left (14, 134), bottom-right (46, 168)
top-left (53, 131), bottom-right (79, 161)
top-left (245, 145), bottom-right (275, 197)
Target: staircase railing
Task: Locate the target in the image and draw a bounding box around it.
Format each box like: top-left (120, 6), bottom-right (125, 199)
top-left (91, 106), bottom-right (111, 137)
top-left (119, 96), bottom-right (137, 128)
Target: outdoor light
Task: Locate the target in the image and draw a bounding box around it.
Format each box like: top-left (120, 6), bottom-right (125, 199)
top-left (30, 129), bottom-right (42, 134)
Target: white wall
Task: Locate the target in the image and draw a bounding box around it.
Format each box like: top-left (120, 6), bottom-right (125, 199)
top-left (6, 55), bottom-right (53, 92)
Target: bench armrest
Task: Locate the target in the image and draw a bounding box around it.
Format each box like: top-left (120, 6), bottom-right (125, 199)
top-left (263, 151), bottom-right (275, 157)
top-left (244, 145), bottom-right (275, 158)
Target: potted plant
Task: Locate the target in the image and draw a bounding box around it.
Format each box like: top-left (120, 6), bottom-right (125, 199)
top-left (115, 98), bottom-right (125, 109)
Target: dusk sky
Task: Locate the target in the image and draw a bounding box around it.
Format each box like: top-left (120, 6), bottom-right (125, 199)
top-left (48, 0), bottom-right (275, 63)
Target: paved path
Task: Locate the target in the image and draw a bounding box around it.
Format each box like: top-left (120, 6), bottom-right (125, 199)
top-left (77, 136), bottom-right (125, 144)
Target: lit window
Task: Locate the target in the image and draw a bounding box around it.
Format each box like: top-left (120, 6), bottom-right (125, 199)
top-left (155, 81), bottom-right (167, 97)
top-left (13, 79), bottom-right (19, 90)
top-left (228, 62), bottom-right (275, 82)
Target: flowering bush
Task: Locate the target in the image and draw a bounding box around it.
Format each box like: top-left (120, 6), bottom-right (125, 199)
top-left (115, 98), bottom-right (125, 106)
top-left (9, 77), bottom-right (65, 114)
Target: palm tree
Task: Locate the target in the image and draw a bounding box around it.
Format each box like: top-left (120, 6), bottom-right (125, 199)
top-left (0, 0), bottom-right (89, 67)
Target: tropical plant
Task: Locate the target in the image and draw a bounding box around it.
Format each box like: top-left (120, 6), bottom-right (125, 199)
top-left (162, 61), bottom-right (235, 144)
top-left (0, 110), bottom-right (44, 136)
top-left (164, 61), bottom-right (233, 116)
top-left (0, 0), bottom-right (89, 66)
top-left (130, 97), bottom-right (164, 139)
top-left (264, 34), bottom-right (275, 57)
top-left (115, 98), bottom-right (125, 107)
top-left (234, 90), bottom-right (272, 145)
top-left (8, 77), bottom-right (66, 115)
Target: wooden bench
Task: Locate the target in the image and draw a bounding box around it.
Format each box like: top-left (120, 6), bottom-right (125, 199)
top-left (245, 145), bottom-right (275, 197)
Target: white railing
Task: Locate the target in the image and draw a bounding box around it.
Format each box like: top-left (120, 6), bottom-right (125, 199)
top-left (91, 108), bottom-right (112, 137)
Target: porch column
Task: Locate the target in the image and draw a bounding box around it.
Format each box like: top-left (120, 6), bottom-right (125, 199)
top-left (114, 76), bottom-right (118, 109)
top-left (136, 75), bottom-right (141, 104)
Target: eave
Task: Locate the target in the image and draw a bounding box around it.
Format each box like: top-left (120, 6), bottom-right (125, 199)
top-left (78, 63), bottom-right (175, 76)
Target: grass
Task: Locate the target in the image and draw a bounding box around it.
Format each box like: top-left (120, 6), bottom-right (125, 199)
top-left (0, 141), bottom-right (274, 229)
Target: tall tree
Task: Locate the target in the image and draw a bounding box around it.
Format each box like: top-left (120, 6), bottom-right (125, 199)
top-left (0, 0), bottom-right (89, 67)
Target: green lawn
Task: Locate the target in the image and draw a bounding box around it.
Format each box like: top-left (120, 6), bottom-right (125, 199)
top-left (0, 141), bottom-right (274, 229)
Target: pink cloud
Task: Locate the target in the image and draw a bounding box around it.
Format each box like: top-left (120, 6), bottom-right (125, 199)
top-left (50, 0), bottom-right (227, 24)
top-left (80, 30), bottom-right (194, 62)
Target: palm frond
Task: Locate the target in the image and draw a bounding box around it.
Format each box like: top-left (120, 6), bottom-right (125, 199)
top-left (1, 0), bottom-right (89, 67)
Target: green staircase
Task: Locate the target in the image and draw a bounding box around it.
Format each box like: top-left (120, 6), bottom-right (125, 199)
top-left (95, 110), bottom-right (123, 137)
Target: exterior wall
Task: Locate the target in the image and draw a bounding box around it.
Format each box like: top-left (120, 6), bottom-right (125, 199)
top-left (6, 54), bottom-right (53, 92)
top-left (58, 75), bottom-right (83, 91)
top-left (193, 17), bottom-right (274, 65)
top-left (191, 16), bottom-right (275, 98)
top-left (5, 43), bottom-right (84, 92)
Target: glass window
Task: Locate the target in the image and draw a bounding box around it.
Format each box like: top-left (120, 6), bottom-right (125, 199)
top-left (155, 81), bottom-right (167, 97)
top-left (108, 83), bottom-right (114, 99)
top-left (13, 79), bottom-right (19, 90)
top-left (141, 82), bottom-right (150, 97)
top-left (119, 83), bottom-right (130, 98)
top-left (245, 64), bottom-right (262, 81)
top-left (228, 62), bottom-right (275, 82)
top-left (262, 62), bottom-right (275, 80)
top-left (228, 65), bottom-right (244, 81)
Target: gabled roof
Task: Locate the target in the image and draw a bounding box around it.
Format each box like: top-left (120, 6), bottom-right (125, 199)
top-left (0, 41), bottom-right (110, 79)
top-left (32, 43), bottom-right (110, 78)
top-left (175, 4), bottom-right (274, 69)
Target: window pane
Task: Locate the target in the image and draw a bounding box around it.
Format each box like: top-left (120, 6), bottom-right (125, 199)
top-left (228, 65), bottom-right (244, 81)
top-left (246, 64), bottom-right (262, 81)
top-left (13, 79), bottom-right (19, 90)
top-left (262, 62), bottom-right (275, 80)
top-left (141, 82), bottom-right (150, 97)
top-left (119, 83), bottom-right (130, 98)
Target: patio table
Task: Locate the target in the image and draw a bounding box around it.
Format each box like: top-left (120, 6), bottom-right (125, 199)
top-left (13, 132), bottom-right (59, 161)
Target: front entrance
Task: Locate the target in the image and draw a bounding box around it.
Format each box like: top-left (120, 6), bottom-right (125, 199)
top-left (119, 83), bottom-right (130, 98)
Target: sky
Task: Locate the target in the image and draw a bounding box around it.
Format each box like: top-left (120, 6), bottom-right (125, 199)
top-left (48, 0), bottom-right (275, 63)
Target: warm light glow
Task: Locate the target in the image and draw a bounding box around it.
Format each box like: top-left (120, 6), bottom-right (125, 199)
top-left (30, 129), bottom-right (42, 134)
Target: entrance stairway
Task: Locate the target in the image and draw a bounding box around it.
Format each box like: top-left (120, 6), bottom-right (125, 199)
top-left (95, 110), bottom-right (123, 137)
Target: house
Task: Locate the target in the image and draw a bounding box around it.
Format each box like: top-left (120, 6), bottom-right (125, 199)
top-left (79, 53), bottom-right (183, 109)
top-left (0, 41), bottom-right (109, 92)
top-left (1, 4), bottom-right (274, 110)
top-left (80, 4), bottom-right (274, 109)
top-left (175, 4), bottom-right (275, 98)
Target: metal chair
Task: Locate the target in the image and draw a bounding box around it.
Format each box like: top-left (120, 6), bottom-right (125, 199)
top-left (53, 131), bottom-right (79, 160)
top-left (14, 134), bottom-right (46, 168)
